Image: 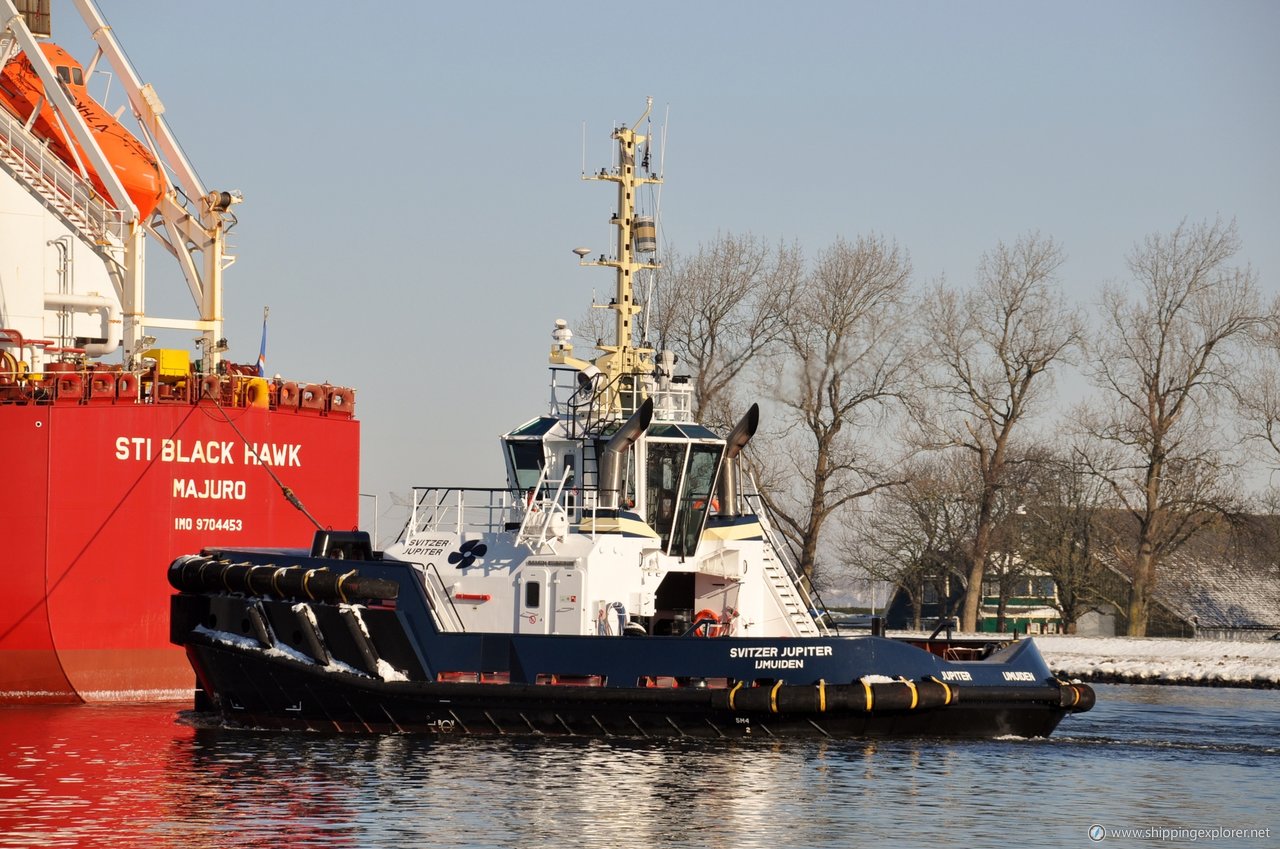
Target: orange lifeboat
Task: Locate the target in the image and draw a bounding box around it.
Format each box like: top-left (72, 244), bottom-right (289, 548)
top-left (0, 43), bottom-right (163, 218)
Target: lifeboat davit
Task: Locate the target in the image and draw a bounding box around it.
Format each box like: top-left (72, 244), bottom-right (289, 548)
top-left (0, 43), bottom-right (163, 218)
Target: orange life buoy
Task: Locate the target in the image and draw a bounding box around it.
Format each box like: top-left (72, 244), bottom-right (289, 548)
top-left (692, 608), bottom-right (721, 637)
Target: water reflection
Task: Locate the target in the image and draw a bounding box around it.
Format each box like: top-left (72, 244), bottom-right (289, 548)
top-left (179, 730), bottom-right (363, 847)
top-left (1, 686), bottom-right (1276, 849)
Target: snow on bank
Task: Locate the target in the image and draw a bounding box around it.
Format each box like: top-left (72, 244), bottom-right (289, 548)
top-left (1033, 635), bottom-right (1280, 687)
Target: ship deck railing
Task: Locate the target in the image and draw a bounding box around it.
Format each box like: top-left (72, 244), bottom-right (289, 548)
top-left (405, 487), bottom-right (521, 538)
top-left (548, 367), bottom-right (694, 437)
top-left (412, 560), bottom-right (467, 633)
top-left (404, 483), bottom-right (620, 549)
top-left (0, 355), bottom-right (355, 418)
top-left (742, 488), bottom-right (833, 637)
top-left (0, 104), bottom-right (126, 244)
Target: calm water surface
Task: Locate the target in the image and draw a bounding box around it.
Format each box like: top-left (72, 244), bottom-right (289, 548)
top-left (1, 684), bottom-right (1276, 849)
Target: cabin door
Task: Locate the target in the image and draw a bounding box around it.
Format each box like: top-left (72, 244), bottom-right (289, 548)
top-left (551, 568), bottom-right (583, 635)
top-left (518, 567), bottom-right (550, 634)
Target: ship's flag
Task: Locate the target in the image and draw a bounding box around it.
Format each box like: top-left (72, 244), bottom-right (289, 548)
top-left (257, 307), bottom-right (269, 377)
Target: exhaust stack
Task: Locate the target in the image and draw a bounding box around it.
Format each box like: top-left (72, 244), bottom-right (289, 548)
top-left (598, 398), bottom-right (653, 509)
top-left (717, 403), bottom-right (759, 518)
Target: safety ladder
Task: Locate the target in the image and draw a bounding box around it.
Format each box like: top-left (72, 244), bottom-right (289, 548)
top-left (579, 439), bottom-right (600, 494)
top-left (760, 550), bottom-right (824, 637)
top-left (415, 561), bottom-right (466, 633)
top-left (746, 493), bottom-right (830, 637)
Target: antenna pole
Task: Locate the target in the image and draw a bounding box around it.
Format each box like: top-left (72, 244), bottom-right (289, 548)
top-left (571, 98), bottom-right (664, 417)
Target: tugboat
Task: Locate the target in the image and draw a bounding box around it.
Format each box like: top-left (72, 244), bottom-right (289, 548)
top-left (168, 100), bottom-right (1094, 738)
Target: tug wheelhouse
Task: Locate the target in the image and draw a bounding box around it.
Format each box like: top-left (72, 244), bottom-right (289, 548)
top-left (641, 424), bottom-right (723, 556)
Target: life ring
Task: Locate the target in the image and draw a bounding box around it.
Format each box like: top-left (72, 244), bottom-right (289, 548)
top-left (692, 497), bottom-right (720, 512)
top-left (692, 608), bottom-right (721, 638)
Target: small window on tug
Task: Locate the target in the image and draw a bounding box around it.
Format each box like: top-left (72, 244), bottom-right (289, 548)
top-left (506, 440), bottom-right (545, 493)
top-left (525, 581), bottom-right (540, 608)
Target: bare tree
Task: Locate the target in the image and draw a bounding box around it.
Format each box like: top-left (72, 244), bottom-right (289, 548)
top-left (1017, 445), bottom-right (1112, 631)
top-left (751, 235), bottom-right (915, 585)
top-left (1234, 295), bottom-right (1280, 486)
top-left (1082, 218), bottom-right (1264, 636)
top-left (649, 233), bottom-right (802, 426)
top-left (917, 233), bottom-right (1081, 631)
top-left (844, 454), bottom-right (977, 629)
top-left (982, 451), bottom-right (1043, 633)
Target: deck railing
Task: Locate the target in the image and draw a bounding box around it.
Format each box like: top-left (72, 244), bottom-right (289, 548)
top-left (401, 479), bottom-right (613, 551)
top-left (0, 105), bottom-right (125, 244)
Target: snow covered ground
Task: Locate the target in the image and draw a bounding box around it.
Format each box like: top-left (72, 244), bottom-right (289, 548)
top-left (1033, 635), bottom-right (1280, 687)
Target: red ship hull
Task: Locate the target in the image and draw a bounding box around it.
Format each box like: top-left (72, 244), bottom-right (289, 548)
top-left (1, 398), bottom-right (359, 703)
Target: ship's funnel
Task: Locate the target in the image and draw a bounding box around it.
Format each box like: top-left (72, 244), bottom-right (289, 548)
top-left (599, 398), bottom-right (653, 509)
top-left (717, 403), bottom-right (759, 518)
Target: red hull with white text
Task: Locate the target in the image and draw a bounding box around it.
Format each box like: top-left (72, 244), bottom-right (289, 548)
top-left (0, 382), bottom-right (359, 703)
top-left (0, 2), bottom-right (362, 703)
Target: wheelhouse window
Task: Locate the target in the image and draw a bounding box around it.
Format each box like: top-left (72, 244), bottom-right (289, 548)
top-left (645, 441), bottom-right (686, 538)
top-left (671, 444), bottom-right (722, 557)
top-left (505, 439), bottom-right (545, 493)
top-left (644, 439), bottom-right (724, 557)
top-left (503, 417), bottom-right (557, 496)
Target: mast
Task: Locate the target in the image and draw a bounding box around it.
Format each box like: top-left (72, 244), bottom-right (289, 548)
top-left (559, 98), bottom-right (662, 419)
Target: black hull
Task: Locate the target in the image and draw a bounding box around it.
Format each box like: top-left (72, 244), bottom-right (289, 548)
top-left (170, 546), bottom-right (1095, 740)
top-left (185, 635), bottom-right (1083, 739)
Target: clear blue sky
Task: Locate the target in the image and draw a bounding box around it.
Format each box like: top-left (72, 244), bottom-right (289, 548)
top-left (54, 1), bottom-right (1280, 529)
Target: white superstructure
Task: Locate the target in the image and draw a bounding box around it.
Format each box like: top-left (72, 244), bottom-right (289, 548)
top-left (385, 100), bottom-right (828, 642)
